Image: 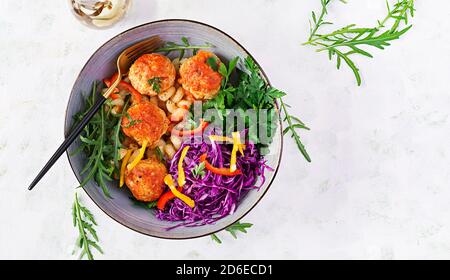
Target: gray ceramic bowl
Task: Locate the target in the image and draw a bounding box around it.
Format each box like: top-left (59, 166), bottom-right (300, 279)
top-left (65, 19), bottom-right (283, 239)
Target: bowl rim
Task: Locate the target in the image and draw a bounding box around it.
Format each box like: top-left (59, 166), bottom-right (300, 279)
top-left (65, 19), bottom-right (284, 240)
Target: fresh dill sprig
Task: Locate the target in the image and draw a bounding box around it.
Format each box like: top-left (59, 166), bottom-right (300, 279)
top-left (210, 221), bottom-right (253, 244)
top-left (304, 0), bottom-right (415, 86)
top-left (72, 193), bottom-right (103, 260)
top-left (155, 36), bottom-right (213, 58)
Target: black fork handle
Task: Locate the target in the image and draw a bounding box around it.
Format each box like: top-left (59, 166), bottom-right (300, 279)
top-left (28, 95), bottom-right (106, 191)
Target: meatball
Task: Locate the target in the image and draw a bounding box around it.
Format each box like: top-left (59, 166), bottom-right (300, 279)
top-left (125, 158), bottom-right (167, 202)
top-left (179, 50), bottom-right (223, 100)
top-left (128, 53), bottom-right (176, 96)
top-left (121, 102), bottom-right (169, 148)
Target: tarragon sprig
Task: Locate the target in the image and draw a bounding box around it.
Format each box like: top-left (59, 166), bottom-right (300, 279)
top-left (72, 193), bottom-right (103, 260)
top-left (304, 0), bottom-right (415, 86)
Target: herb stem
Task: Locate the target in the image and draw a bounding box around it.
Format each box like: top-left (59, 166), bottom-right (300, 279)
top-left (308, 0), bottom-right (331, 42)
top-left (74, 193), bottom-right (93, 260)
top-left (155, 44), bottom-right (213, 53)
top-left (279, 98), bottom-right (311, 162)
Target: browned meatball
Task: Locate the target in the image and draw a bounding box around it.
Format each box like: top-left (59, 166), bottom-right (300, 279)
top-left (121, 102), bottom-right (169, 148)
top-left (128, 53), bottom-right (176, 96)
top-left (179, 50), bottom-right (223, 100)
top-left (125, 158), bottom-right (167, 202)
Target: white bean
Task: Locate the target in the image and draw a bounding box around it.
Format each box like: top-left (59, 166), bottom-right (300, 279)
top-left (164, 144), bottom-right (176, 160)
top-left (166, 100), bottom-right (177, 113)
top-left (177, 100), bottom-right (192, 109)
top-left (111, 106), bottom-right (122, 115)
top-left (171, 87), bottom-right (185, 103)
top-left (156, 139), bottom-right (166, 150)
top-left (158, 86), bottom-right (175, 101)
top-left (170, 108), bottom-right (188, 122)
top-left (119, 148), bottom-right (128, 160)
top-left (111, 98), bottom-right (124, 107)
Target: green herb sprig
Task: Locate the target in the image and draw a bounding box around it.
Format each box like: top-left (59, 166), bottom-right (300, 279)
top-left (148, 77), bottom-right (162, 93)
top-left (210, 221), bottom-right (253, 244)
top-left (71, 82), bottom-right (124, 198)
top-left (201, 56), bottom-right (310, 161)
top-left (155, 36), bottom-right (213, 59)
top-left (72, 193), bottom-right (103, 260)
top-left (123, 111), bottom-right (142, 128)
top-left (304, 0), bottom-right (415, 86)
top-left (280, 99), bottom-right (311, 162)
top-left (192, 162), bottom-right (206, 179)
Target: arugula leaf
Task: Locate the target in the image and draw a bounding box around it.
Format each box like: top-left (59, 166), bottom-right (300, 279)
top-left (72, 193), bottom-right (103, 260)
top-left (196, 56), bottom-right (310, 160)
top-left (209, 221), bottom-right (253, 244)
top-left (73, 81), bottom-right (124, 198)
top-left (148, 77), bottom-right (162, 93)
top-left (225, 221), bottom-right (253, 239)
top-left (304, 0), bottom-right (415, 86)
top-left (211, 233), bottom-right (222, 244)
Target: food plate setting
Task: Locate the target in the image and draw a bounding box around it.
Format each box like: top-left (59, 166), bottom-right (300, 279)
top-left (65, 20), bottom-right (283, 239)
top-left (9, 0), bottom-right (442, 262)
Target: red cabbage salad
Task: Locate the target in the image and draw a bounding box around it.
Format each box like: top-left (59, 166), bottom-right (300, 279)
top-left (156, 134), bottom-right (271, 228)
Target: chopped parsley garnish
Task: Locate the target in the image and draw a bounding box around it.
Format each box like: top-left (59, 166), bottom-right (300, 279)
top-left (123, 112), bottom-right (142, 128)
top-left (148, 77), bottom-right (162, 93)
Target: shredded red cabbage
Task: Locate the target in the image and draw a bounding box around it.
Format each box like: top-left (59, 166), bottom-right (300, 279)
top-left (156, 136), bottom-right (270, 229)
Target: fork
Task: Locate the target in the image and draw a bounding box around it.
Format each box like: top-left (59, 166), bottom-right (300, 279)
top-left (28, 36), bottom-right (163, 191)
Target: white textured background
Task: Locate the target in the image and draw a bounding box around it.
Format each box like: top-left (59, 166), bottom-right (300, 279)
top-left (1, 0), bottom-right (449, 259)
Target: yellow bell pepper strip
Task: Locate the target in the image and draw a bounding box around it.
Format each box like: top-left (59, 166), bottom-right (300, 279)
top-left (234, 132), bottom-right (244, 156)
top-left (208, 135), bottom-right (233, 142)
top-left (119, 149), bottom-right (133, 187)
top-left (164, 174), bottom-right (195, 208)
top-left (177, 146), bottom-right (190, 187)
top-left (230, 132), bottom-right (241, 172)
top-left (208, 134), bottom-right (245, 155)
top-left (127, 139), bottom-right (148, 171)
